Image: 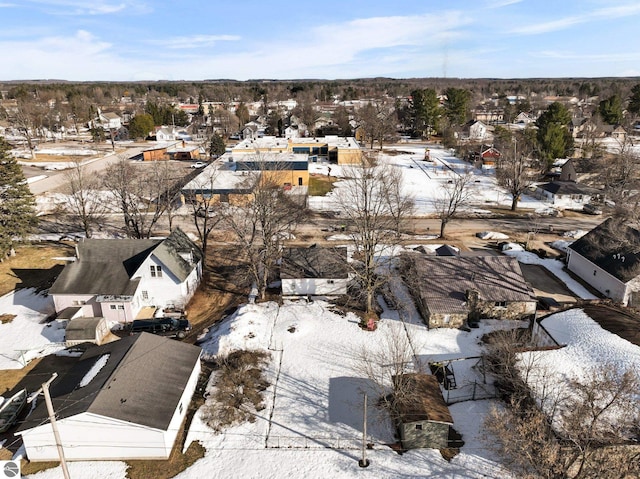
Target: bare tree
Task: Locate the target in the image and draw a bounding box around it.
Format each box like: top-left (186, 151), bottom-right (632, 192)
top-left (222, 157), bottom-right (306, 299)
top-left (333, 154), bottom-right (414, 314)
top-left (432, 170), bottom-right (475, 239)
top-left (353, 322), bottom-right (424, 423)
top-left (64, 160), bottom-right (108, 238)
top-left (496, 137), bottom-right (534, 211)
top-left (484, 329), bottom-right (640, 479)
top-left (183, 166), bottom-right (223, 259)
top-left (102, 157), bottom-right (173, 238)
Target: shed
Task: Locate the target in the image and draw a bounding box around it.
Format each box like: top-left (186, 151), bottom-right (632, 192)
top-left (395, 373), bottom-right (454, 449)
top-left (65, 317), bottom-right (111, 346)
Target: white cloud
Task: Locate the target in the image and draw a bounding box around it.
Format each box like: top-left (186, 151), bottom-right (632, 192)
top-left (534, 50), bottom-right (640, 62)
top-left (24, 0), bottom-right (146, 15)
top-left (150, 34), bottom-right (241, 50)
top-left (486, 0), bottom-right (523, 8)
top-left (510, 2), bottom-right (640, 35)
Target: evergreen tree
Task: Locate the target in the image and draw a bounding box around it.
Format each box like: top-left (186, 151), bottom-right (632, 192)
top-left (535, 102), bottom-right (574, 168)
top-left (209, 133), bottom-right (226, 157)
top-left (0, 139), bottom-right (37, 257)
top-left (128, 113), bottom-right (154, 139)
top-left (627, 84), bottom-right (640, 116)
top-left (410, 88), bottom-right (440, 137)
top-left (443, 87), bottom-right (471, 125)
top-left (598, 94), bottom-right (623, 125)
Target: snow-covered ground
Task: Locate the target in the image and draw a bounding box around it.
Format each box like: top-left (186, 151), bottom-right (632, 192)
top-left (0, 289), bottom-right (65, 369)
top-left (14, 296), bottom-right (516, 479)
top-left (309, 145), bottom-right (550, 216)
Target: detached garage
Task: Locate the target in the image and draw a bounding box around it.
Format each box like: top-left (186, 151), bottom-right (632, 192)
top-left (18, 333), bottom-right (201, 461)
top-left (64, 317), bottom-right (111, 346)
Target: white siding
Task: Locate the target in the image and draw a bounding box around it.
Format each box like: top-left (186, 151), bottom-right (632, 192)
top-left (21, 357), bottom-right (201, 462)
top-left (21, 413), bottom-right (169, 461)
top-left (282, 278), bottom-right (348, 296)
top-left (567, 250), bottom-right (627, 303)
top-left (134, 256), bottom-right (189, 310)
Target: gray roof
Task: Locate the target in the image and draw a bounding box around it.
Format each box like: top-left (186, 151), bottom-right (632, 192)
top-left (19, 333), bottom-right (201, 432)
top-left (407, 254), bottom-right (535, 312)
top-left (569, 218), bottom-right (640, 283)
top-left (537, 181), bottom-right (600, 196)
top-left (49, 228), bottom-right (201, 295)
top-left (280, 246), bottom-right (349, 279)
top-left (435, 245), bottom-right (459, 256)
top-left (65, 317), bottom-right (104, 341)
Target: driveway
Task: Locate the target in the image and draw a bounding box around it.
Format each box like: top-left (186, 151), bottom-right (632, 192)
top-left (520, 263), bottom-right (577, 303)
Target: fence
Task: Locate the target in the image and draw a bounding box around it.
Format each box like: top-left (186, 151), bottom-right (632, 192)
top-left (444, 381), bottom-right (497, 405)
top-left (266, 435), bottom-right (365, 450)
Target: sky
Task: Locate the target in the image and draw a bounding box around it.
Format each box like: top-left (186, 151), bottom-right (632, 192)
top-left (1, 0), bottom-right (639, 81)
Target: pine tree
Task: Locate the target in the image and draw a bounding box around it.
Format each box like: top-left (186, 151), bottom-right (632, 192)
top-left (0, 139), bottom-right (37, 257)
top-left (209, 133), bottom-right (226, 157)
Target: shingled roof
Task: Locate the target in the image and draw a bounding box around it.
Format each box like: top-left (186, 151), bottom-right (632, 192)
top-left (49, 228), bottom-right (201, 295)
top-left (280, 246), bottom-right (349, 279)
top-left (537, 181), bottom-right (600, 196)
top-left (19, 333), bottom-right (201, 432)
top-left (569, 218), bottom-right (640, 283)
top-left (406, 254), bottom-right (535, 313)
top-left (394, 373), bottom-right (453, 424)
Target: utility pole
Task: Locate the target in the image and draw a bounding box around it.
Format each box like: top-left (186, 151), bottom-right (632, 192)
top-left (359, 392), bottom-right (370, 467)
top-left (41, 373), bottom-right (71, 479)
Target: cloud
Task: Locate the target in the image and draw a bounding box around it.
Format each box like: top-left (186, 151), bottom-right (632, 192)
top-left (510, 2), bottom-right (640, 35)
top-left (534, 50), bottom-right (640, 62)
top-left (150, 34), bottom-right (241, 50)
top-left (24, 0), bottom-right (146, 15)
top-left (486, 0), bottom-right (523, 8)
top-left (0, 3), bottom-right (17, 6)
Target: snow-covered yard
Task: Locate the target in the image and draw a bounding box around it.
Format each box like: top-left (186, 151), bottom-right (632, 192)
top-left (0, 289), bottom-right (65, 369)
top-left (309, 144), bottom-right (550, 216)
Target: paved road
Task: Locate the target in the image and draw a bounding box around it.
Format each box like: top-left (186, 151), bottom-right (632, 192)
top-left (26, 146), bottom-right (144, 196)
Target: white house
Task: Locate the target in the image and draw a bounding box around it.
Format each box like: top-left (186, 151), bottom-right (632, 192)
top-left (90, 110), bottom-right (121, 130)
top-left (534, 181), bottom-right (600, 210)
top-left (49, 228), bottom-right (202, 324)
top-left (18, 333), bottom-right (202, 461)
top-left (280, 246), bottom-right (349, 296)
top-left (566, 219), bottom-right (640, 307)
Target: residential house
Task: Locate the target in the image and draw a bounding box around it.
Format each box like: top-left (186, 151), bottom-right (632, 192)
top-left (395, 373), bottom-right (454, 450)
top-left (469, 145), bottom-right (501, 169)
top-left (534, 181), bottom-right (600, 209)
top-left (18, 333), bottom-right (202, 461)
top-left (403, 254), bottom-right (536, 328)
top-left (281, 246), bottom-right (349, 296)
top-left (566, 219), bottom-right (640, 307)
top-left (514, 112), bottom-right (535, 125)
top-left (463, 120), bottom-right (492, 141)
top-left (49, 228), bottom-right (202, 324)
top-left (91, 110), bottom-right (121, 131)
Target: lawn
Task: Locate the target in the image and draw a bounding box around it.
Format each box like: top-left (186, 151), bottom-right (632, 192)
top-left (0, 242), bottom-right (75, 296)
top-left (309, 174), bottom-right (339, 196)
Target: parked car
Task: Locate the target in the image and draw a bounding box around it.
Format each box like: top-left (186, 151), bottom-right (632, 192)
top-left (583, 204), bottom-right (602, 215)
top-left (190, 161), bottom-right (207, 169)
top-left (128, 317), bottom-right (191, 339)
top-left (196, 207), bottom-right (216, 218)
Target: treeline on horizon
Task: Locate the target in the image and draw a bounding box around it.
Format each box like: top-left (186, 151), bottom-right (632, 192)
top-left (2, 77), bottom-right (639, 104)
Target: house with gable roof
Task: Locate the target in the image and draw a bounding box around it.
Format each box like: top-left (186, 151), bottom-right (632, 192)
top-left (49, 228), bottom-right (202, 323)
top-left (18, 333), bottom-right (202, 461)
top-left (566, 218), bottom-right (640, 307)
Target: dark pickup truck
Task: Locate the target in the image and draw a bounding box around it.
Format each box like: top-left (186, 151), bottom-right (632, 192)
top-left (128, 317), bottom-right (191, 339)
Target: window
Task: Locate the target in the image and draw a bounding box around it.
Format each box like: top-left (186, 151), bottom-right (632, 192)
top-left (142, 291), bottom-right (149, 300)
top-left (117, 305), bottom-right (125, 310)
top-left (110, 305), bottom-right (116, 310)
top-left (150, 265), bottom-right (162, 278)
top-left (593, 270), bottom-right (597, 276)
top-left (415, 424), bottom-right (423, 430)
top-left (179, 403), bottom-right (183, 414)
top-left (495, 301), bottom-right (507, 307)
top-left (327, 279), bottom-right (335, 284)
top-left (298, 177), bottom-right (303, 186)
